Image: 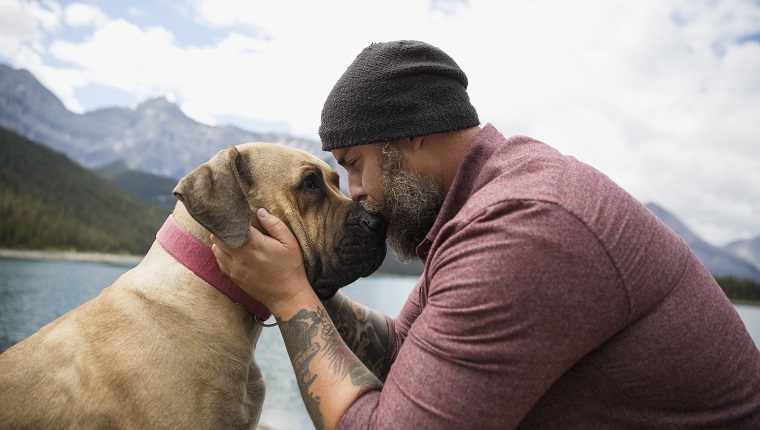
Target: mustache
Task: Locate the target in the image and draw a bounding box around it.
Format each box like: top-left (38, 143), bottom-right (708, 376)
top-left (360, 198), bottom-right (385, 217)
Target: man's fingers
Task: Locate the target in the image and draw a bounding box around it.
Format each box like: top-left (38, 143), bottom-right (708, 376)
top-left (209, 210), bottom-right (296, 272)
top-left (210, 239), bottom-right (231, 265)
top-left (210, 234), bottom-right (234, 253)
top-left (256, 208), bottom-right (296, 246)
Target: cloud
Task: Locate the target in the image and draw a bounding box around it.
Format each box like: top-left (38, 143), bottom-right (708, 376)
top-left (49, 19), bottom-right (178, 93)
top-left (62, 2), bottom-right (107, 28)
top-left (179, 99), bottom-right (217, 126)
top-left (0, 0), bottom-right (61, 57)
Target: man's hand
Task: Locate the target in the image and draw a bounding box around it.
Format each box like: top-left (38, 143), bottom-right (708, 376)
top-left (211, 207), bottom-right (311, 316)
top-left (212, 208), bottom-right (382, 430)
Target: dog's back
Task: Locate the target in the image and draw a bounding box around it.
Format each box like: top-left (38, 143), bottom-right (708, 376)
top-left (0, 243), bottom-right (265, 429)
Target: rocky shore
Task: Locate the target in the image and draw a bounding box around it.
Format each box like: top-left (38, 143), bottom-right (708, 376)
top-left (0, 249), bottom-right (142, 265)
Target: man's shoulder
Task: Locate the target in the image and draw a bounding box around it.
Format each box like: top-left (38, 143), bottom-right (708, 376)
top-left (461, 147), bottom-right (571, 217)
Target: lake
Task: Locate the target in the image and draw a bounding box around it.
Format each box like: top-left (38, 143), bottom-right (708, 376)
top-left (0, 256), bottom-right (417, 430)
top-left (1, 256), bottom-right (759, 430)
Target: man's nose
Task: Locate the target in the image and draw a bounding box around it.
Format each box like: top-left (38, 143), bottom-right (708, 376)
top-left (348, 178), bottom-right (366, 202)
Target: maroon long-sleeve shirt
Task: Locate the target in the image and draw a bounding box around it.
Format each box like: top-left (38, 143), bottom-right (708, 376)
top-left (339, 124), bottom-right (760, 429)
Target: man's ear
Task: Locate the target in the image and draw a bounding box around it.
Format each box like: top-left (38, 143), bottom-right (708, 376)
top-left (410, 136), bottom-right (425, 151)
top-left (394, 136), bottom-right (424, 154)
top-left (173, 146), bottom-right (252, 248)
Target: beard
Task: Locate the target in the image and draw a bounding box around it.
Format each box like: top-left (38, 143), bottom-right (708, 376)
top-left (362, 142), bottom-right (445, 263)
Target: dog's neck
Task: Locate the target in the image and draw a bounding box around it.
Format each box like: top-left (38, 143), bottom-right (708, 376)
top-left (156, 207), bottom-right (270, 320)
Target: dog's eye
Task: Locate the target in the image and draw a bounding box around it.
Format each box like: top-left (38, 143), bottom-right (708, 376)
top-left (302, 174), bottom-right (319, 190)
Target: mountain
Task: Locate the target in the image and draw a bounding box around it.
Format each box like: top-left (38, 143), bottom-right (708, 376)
top-left (0, 64), bottom-right (324, 179)
top-left (723, 237), bottom-right (760, 272)
top-left (646, 203), bottom-right (760, 281)
top-left (0, 126), bottom-right (168, 254)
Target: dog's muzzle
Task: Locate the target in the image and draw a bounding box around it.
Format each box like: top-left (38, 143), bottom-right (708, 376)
top-left (311, 208), bottom-right (387, 300)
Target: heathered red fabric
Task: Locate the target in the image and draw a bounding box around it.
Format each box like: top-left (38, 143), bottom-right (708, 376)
top-left (338, 124), bottom-right (760, 429)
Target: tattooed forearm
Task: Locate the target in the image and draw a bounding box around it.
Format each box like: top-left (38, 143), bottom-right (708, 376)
top-left (320, 307), bottom-right (363, 381)
top-left (323, 293), bottom-right (390, 379)
top-left (278, 306), bottom-right (383, 430)
top-left (278, 309), bottom-right (324, 427)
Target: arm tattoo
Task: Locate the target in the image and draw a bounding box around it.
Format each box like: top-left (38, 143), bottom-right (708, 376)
top-left (324, 295), bottom-right (390, 379)
top-left (278, 307), bottom-right (383, 430)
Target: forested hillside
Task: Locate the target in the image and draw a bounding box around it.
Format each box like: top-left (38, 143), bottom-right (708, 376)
top-left (95, 160), bottom-right (178, 212)
top-left (0, 127), bottom-right (169, 254)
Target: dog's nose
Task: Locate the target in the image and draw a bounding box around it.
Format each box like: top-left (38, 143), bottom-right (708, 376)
top-left (361, 211), bottom-right (386, 233)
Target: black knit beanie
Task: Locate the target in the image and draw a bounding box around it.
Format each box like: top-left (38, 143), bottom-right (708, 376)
top-left (319, 40), bottom-right (480, 151)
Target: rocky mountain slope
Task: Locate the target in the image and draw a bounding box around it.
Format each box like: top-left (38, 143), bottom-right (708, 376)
top-left (723, 237), bottom-right (760, 272)
top-left (646, 203), bottom-right (760, 281)
top-left (0, 64), bottom-right (325, 179)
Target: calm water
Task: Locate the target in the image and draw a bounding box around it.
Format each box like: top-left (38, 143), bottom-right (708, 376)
top-left (1, 257), bottom-right (759, 430)
top-left (0, 257), bottom-right (417, 430)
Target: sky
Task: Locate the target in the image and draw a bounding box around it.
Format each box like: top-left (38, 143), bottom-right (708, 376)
top-left (1, 0), bottom-right (759, 247)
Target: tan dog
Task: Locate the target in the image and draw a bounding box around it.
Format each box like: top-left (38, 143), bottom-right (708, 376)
top-left (0, 143), bottom-right (387, 429)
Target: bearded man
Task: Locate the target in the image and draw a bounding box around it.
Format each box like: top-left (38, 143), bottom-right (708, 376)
top-left (212, 40), bottom-right (760, 430)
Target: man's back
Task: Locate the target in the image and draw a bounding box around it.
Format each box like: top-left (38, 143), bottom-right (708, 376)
top-left (517, 134), bottom-right (760, 427)
top-left (341, 125), bottom-right (760, 429)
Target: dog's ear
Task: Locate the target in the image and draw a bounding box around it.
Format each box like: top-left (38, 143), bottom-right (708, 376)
top-left (173, 146), bottom-right (252, 248)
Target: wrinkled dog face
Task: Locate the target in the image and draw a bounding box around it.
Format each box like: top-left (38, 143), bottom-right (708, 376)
top-left (174, 142), bottom-right (387, 298)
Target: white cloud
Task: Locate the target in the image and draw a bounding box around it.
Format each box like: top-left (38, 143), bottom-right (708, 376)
top-left (180, 99), bottom-right (217, 126)
top-left (49, 18), bottom-right (178, 95)
top-left (0, 0), bottom-right (61, 57)
top-left (63, 2), bottom-right (107, 28)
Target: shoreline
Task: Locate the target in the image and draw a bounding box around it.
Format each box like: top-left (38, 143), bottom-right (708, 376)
top-left (0, 248), bottom-right (143, 265)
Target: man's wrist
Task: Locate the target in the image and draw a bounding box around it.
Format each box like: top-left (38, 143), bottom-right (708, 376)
top-left (268, 287), bottom-right (321, 320)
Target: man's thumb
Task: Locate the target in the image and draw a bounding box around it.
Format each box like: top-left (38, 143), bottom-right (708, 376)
top-left (256, 208), bottom-right (291, 243)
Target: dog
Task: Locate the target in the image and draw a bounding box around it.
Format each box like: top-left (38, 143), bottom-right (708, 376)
top-left (0, 143), bottom-right (387, 429)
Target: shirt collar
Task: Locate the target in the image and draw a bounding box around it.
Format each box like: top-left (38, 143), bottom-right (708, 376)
top-left (416, 123), bottom-right (505, 261)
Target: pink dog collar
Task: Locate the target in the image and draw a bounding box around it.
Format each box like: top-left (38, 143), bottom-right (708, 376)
top-left (156, 215), bottom-right (271, 320)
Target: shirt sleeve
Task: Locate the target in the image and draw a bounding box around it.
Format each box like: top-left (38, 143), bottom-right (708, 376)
top-left (380, 276), bottom-right (424, 381)
top-left (339, 200), bottom-right (631, 429)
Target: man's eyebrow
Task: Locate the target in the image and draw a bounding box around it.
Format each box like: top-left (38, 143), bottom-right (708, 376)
top-left (335, 149), bottom-right (349, 167)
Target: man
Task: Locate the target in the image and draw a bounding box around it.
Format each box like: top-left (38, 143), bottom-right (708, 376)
top-left (211, 40), bottom-right (760, 429)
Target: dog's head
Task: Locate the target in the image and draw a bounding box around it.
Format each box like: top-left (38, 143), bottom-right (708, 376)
top-left (173, 143), bottom-right (387, 299)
